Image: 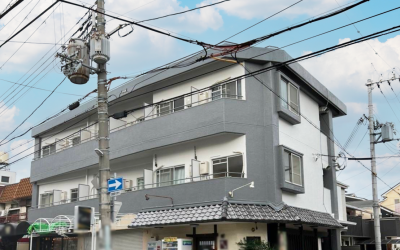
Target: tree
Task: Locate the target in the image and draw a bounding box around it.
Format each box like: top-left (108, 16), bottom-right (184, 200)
top-left (237, 238), bottom-right (276, 250)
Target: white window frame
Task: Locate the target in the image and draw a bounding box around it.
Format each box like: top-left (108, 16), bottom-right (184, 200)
top-left (156, 165), bottom-right (185, 187)
top-left (137, 177), bottom-right (144, 190)
top-left (40, 192), bottom-right (53, 208)
top-left (284, 150), bottom-right (303, 186)
top-left (157, 97), bottom-right (185, 117)
top-left (211, 80), bottom-right (242, 101)
top-left (280, 77), bottom-right (299, 115)
top-left (70, 188), bottom-right (78, 202)
top-left (211, 154), bottom-right (244, 178)
top-left (42, 143), bottom-right (56, 157)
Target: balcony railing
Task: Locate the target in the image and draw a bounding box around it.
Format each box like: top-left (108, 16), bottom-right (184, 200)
top-left (38, 80), bottom-right (243, 159)
top-left (33, 172), bottom-right (245, 209)
top-left (0, 213), bottom-right (27, 223)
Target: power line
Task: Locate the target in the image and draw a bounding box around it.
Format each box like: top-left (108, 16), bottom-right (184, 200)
top-left (0, 77), bottom-right (67, 146)
top-left (0, 0), bottom-right (24, 19)
top-left (0, 0), bottom-right (34, 32)
top-left (0, 78), bottom-right (84, 96)
top-left (137, 0), bottom-right (230, 23)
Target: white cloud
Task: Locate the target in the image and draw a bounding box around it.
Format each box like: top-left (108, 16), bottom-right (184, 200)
top-left (300, 36), bottom-right (400, 94)
top-left (345, 102), bottom-right (378, 115)
top-left (0, 103), bottom-right (19, 133)
top-left (210, 0), bottom-right (352, 20)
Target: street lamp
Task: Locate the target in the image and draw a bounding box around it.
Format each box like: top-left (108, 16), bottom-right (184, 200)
top-left (228, 181), bottom-right (254, 198)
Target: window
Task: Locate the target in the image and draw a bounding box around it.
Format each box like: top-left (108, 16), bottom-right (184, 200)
top-left (211, 80), bottom-right (242, 100)
top-left (212, 154), bottom-right (244, 178)
top-left (157, 97), bottom-right (185, 116)
top-left (137, 177), bottom-right (144, 190)
top-left (70, 188), bottom-right (78, 202)
top-left (280, 77), bottom-right (299, 114)
top-left (40, 192), bottom-right (53, 207)
top-left (1, 176), bottom-right (9, 183)
top-left (42, 143), bottom-right (56, 157)
top-left (246, 237), bottom-right (261, 244)
top-left (156, 166), bottom-right (185, 187)
top-left (283, 150), bottom-right (302, 186)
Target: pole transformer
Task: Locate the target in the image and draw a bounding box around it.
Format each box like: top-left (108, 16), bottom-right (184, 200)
top-left (367, 79), bottom-right (382, 250)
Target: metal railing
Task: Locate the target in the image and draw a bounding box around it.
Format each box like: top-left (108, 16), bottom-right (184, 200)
top-left (32, 172), bottom-right (245, 209)
top-left (0, 213), bottom-right (27, 223)
top-left (38, 82), bottom-right (243, 159)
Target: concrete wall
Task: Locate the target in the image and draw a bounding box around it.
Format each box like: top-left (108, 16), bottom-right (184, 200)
top-left (279, 89), bottom-right (329, 213)
top-left (0, 170), bottom-right (16, 185)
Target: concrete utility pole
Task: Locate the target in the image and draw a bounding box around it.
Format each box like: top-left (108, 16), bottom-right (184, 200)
top-left (367, 79), bottom-right (382, 250)
top-left (95, 0), bottom-right (112, 249)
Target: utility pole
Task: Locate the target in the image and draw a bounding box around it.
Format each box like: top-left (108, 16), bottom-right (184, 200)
top-left (95, 0), bottom-right (112, 249)
top-left (367, 79), bottom-right (382, 250)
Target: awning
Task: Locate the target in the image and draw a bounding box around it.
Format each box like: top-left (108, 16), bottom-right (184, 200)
top-left (358, 239), bottom-right (400, 245)
top-left (0, 222), bottom-right (30, 237)
top-left (129, 200), bottom-right (343, 229)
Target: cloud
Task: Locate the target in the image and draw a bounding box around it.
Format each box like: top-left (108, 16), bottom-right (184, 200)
top-left (0, 103), bottom-right (19, 134)
top-left (300, 36), bottom-right (400, 95)
top-left (346, 102), bottom-right (379, 115)
top-left (210, 0), bottom-right (352, 20)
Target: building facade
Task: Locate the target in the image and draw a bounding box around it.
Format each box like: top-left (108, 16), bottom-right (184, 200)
top-left (29, 47), bottom-right (348, 250)
top-left (0, 177), bottom-right (32, 250)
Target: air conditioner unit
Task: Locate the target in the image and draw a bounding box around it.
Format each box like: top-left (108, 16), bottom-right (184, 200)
top-left (124, 179), bottom-right (133, 190)
top-left (56, 139), bottom-right (69, 151)
top-left (71, 136), bottom-right (81, 146)
top-left (200, 161), bottom-right (210, 175)
top-left (184, 97), bottom-right (192, 108)
top-left (198, 92), bottom-right (209, 105)
top-left (61, 191), bottom-right (68, 203)
top-left (81, 130), bottom-right (91, 141)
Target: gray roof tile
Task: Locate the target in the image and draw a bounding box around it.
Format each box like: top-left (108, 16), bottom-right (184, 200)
top-left (129, 202), bottom-right (342, 228)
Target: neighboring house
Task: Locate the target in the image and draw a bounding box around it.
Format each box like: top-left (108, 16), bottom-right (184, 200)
top-left (0, 151), bottom-right (17, 186)
top-left (342, 194), bottom-right (400, 250)
top-left (0, 178), bottom-right (32, 250)
top-left (381, 182), bottom-right (400, 213)
top-left (29, 47), bottom-right (348, 250)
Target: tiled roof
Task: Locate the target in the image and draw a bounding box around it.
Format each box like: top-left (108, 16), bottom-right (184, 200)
top-left (0, 178), bottom-right (32, 203)
top-left (0, 183), bottom-right (19, 203)
top-left (129, 201), bottom-right (342, 228)
top-left (14, 178), bottom-right (32, 199)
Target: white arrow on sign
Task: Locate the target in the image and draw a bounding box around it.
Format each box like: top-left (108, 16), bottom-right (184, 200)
top-left (109, 179), bottom-right (122, 189)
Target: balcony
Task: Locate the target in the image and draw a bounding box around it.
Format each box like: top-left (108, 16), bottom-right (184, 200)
top-left (344, 216), bottom-right (400, 238)
top-left (31, 88), bottom-right (253, 182)
top-left (38, 81), bottom-right (244, 159)
top-left (29, 177), bottom-right (252, 222)
top-left (0, 213), bottom-right (27, 223)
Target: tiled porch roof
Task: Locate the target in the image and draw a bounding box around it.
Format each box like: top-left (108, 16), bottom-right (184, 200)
top-left (129, 200), bottom-right (342, 228)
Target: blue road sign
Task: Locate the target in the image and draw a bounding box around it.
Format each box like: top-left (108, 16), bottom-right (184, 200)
top-left (108, 177), bottom-right (123, 192)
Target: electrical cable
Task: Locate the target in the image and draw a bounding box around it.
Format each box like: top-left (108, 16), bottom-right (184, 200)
top-left (0, 0), bottom-right (24, 19)
top-left (0, 8), bottom-right (91, 117)
top-left (136, 0), bottom-right (230, 23)
top-left (376, 83), bottom-right (400, 125)
top-left (0, 78), bottom-right (83, 96)
top-left (0, 1), bottom-right (61, 70)
top-left (5, 0), bottom-right (41, 40)
top-left (0, 0), bottom-right (34, 32)
top-left (0, 77), bottom-right (67, 145)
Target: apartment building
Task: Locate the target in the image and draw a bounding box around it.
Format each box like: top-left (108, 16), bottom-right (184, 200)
top-left (29, 46), bottom-right (348, 250)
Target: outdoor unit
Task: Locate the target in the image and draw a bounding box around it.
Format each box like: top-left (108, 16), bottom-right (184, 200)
top-left (61, 191), bottom-right (68, 203)
top-left (71, 136), bottom-right (81, 146)
top-left (199, 161), bottom-right (209, 175)
top-left (124, 179), bottom-right (133, 190)
top-left (81, 130), bottom-right (91, 142)
top-left (198, 92), bottom-right (209, 105)
top-left (184, 97), bottom-right (192, 108)
top-left (56, 139), bottom-right (69, 151)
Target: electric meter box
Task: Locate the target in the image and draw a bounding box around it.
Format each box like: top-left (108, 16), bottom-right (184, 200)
top-left (90, 36), bottom-right (110, 64)
top-left (64, 38), bottom-right (90, 84)
top-left (382, 122), bottom-right (394, 142)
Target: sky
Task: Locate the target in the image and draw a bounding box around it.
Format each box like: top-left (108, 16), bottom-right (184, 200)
top-left (0, 0), bottom-right (399, 201)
